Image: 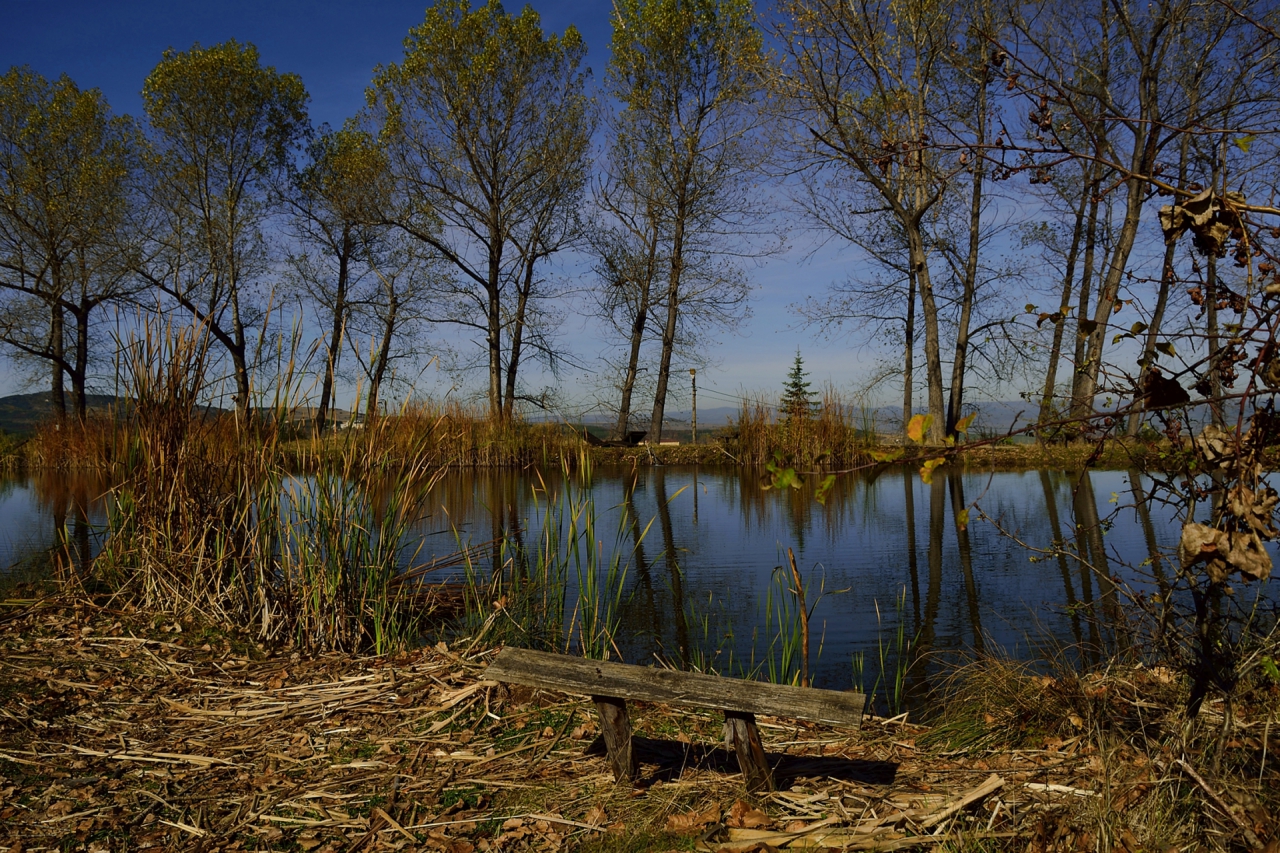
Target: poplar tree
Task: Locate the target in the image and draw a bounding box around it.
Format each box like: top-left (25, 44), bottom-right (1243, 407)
top-left (138, 40), bottom-right (309, 418)
top-left (608, 0), bottom-right (772, 443)
top-left (370, 0), bottom-right (592, 420)
top-left (286, 125), bottom-right (390, 430)
top-left (0, 67), bottom-right (137, 423)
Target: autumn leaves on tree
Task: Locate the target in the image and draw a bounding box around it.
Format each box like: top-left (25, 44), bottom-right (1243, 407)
top-left (1, 0), bottom-right (1280, 446)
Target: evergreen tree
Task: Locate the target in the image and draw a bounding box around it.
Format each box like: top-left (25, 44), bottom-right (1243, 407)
top-left (781, 350), bottom-right (817, 422)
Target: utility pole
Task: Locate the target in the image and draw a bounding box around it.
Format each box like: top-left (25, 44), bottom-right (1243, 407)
top-left (689, 369), bottom-right (697, 445)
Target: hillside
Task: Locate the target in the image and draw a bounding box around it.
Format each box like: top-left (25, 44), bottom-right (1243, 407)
top-left (0, 392), bottom-right (123, 435)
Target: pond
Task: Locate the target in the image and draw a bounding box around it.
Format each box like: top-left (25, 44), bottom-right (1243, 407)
top-left (0, 464), bottom-right (1254, 709)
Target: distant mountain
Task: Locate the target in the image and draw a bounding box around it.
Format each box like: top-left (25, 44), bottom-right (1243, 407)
top-left (0, 392), bottom-right (124, 435)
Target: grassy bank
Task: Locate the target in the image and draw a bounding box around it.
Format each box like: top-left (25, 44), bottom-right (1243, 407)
top-left (1, 594), bottom-right (1276, 852)
top-left (9, 411), bottom-right (1185, 475)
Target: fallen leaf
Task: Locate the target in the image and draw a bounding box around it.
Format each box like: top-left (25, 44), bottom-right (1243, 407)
top-left (584, 805), bottom-right (608, 826)
top-left (666, 803), bottom-right (721, 833)
top-left (44, 800), bottom-right (74, 818)
top-left (727, 800), bottom-right (772, 829)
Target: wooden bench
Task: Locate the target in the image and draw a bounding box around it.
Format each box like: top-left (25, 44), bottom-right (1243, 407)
top-left (483, 647), bottom-right (866, 791)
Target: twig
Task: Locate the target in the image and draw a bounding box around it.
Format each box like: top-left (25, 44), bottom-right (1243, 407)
top-left (1175, 758), bottom-right (1264, 850)
top-left (918, 774), bottom-right (1004, 829)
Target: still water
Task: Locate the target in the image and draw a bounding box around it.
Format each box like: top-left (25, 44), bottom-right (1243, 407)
top-left (0, 465), bottom-right (1246, 700)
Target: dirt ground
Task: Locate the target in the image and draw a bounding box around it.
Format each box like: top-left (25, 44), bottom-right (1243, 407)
top-left (0, 595), bottom-right (1242, 853)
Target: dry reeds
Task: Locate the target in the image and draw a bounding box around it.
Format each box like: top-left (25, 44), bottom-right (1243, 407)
top-left (90, 320), bottom-right (440, 654)
top-left (9, 598), bottom-right (1274, 853)
top-left (23, 414), bottom-right (119, 470)
top-left (731, 385), bottom-right (875, 468)
top-left (283, 399), bottom-right (586, 472)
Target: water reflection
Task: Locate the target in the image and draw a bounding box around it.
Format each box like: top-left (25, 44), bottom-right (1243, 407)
top-left (394, 465), bottom-right (1199, 695)
top-left (3, 464), bottom-right (1254, 703)
top-left (0, 469), bottom-right (110, 581)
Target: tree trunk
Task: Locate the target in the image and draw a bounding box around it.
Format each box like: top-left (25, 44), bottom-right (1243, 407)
top-left (72, 301), bottom-right (89, 425)
top-left (1072, 173), bottom-right (1147, 418)
top-left (908, 224), bottom-right (946, 445)
top-left (945, 78), bottom-right (987, 438)
top-left (317, 227), bottom-right (352, 433)
top-left (649, 211), bottom-right (686, 444)
top-left (1205, 255), bottom-right (1225, 427)
top-left (49, 301), bottom-right (66, 424)
top-left (1068, 182), bottom-right (1103, 422)
top-left (503, 251), bottom-right (539, 421)
top-left (1038, 187), bottom-right (1088, 435)
top-left (228, 286), bottom-right (252, 421)
top-left (614, 224), bottom-right (660, 440)
top-left (487, 218), bottom-right (505, 421)
top-left (902, 266), bottom-right (916, 441)
top-left (367, 296), bottom-right (399, 418)
top-left (1126, 240), bottom-right (1177, 436)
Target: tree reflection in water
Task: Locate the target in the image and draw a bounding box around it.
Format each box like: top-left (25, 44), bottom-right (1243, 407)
top-left (2, 464), bottom-right (1219, 712)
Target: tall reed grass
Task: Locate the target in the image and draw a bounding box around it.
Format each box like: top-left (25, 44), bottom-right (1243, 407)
top-left (732, 385), bottom-right (875, 468)
top-left (25, 398), bottom-right (590, 472)
top-left (453, 454), bottom-right (648, 660)
top-left (296, 400), bottom-right (587, 471)
top-left (91, 320), bottom-right (443, 653)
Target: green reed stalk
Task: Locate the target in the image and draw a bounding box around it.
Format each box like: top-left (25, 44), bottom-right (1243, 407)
top-left (850, 586), bottom-right (916, 716)
top-left (452, 453), bottom-right (648, 660)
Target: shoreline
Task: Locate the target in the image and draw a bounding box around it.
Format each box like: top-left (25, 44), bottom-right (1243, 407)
top-left (2, 437), bottom-right (1176, 474)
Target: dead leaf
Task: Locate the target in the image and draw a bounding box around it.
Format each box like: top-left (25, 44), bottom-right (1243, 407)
top-left (584, 805), bottom-right (608, 826)
top-left (727, 800), bottom-right (772, 829)
top-left (666, 803), bottom-right (721, 833)
top-left (44, 800), bottom-right (74, 818)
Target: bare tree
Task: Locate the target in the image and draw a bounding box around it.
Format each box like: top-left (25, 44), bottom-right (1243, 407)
top-left (1001, 0), bottom-right (1275, 421)
top-left (777, 0), bottom-right (963, 444)
top-left (606, 0), bottom-right (774, 443)
top-left (347, 239), bottom-right (445, 417)
top-left (588, 117), bottom-right (668, 440)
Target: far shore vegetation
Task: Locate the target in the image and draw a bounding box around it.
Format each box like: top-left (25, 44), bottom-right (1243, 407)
top-left (0, 396), bottom-right (1196, 474)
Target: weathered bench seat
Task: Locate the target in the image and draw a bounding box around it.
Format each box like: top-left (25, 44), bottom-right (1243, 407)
top-left (483, 647), bottom-right (866, 791)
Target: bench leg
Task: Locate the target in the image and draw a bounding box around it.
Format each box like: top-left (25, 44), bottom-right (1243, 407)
top-left (591, 696), bottom-right (637, 784)
top-left (724, 711), bottom-right (774, 792)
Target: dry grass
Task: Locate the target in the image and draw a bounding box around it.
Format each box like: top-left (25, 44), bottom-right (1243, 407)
top-left (921, 656), bottom-right (1280, 853)
top-left (290, 400), bottom-right (586, 471)
top-left (730, 388), bottom-right (875, 468)
top-left (6, 596), bottom-right (1275, 853)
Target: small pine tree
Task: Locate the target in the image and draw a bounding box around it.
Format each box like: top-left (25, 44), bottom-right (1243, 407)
top-left (781, 350), bottom-right (817, 423)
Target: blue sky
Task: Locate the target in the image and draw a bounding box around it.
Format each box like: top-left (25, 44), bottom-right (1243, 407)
top-left (0, 0), bottom-right (950, 415)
